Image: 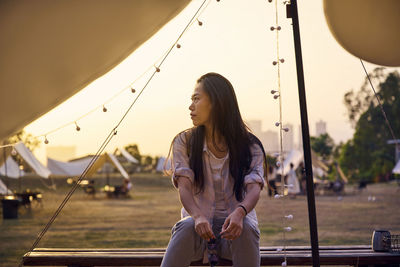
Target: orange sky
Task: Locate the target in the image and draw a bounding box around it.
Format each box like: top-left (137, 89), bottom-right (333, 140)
top-left (25, 0), bottom-right (400, 162)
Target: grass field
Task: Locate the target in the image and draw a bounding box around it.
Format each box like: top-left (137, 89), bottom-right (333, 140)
top-left (1, 173), bottom-right (399, 266)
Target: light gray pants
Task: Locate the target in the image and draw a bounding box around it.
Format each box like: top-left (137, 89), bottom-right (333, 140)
top-left (160, 216), bottom-right (260, 267)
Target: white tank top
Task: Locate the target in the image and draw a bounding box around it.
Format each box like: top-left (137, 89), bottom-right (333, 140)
top-left (209, 151), bottom-right (229, 218)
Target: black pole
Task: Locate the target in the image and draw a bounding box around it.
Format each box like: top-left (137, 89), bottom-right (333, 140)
top-left (287, 1), bottom-right (320, 266)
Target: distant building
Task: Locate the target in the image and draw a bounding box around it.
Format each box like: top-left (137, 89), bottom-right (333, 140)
top-left (316, 120), bottom-right (327, 136)
top-left (247, 120), bottom-right (262, 136)
top-left (261, 130), bottom-right (279, 152)
top-left (46, 146), bottom-right (76, 161)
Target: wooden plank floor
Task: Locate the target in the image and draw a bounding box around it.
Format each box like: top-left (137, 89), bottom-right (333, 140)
top-left (23, 246), bottom-right (400, 266)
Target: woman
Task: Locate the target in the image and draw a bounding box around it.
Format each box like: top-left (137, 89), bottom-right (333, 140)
top-left (161, 73), bottom-right (267, 267)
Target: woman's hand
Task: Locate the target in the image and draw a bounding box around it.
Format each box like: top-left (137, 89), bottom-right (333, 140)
top-left (220, 207), bottom-right (245, 240)
top-left (194, 215), bottom-right (215, 241)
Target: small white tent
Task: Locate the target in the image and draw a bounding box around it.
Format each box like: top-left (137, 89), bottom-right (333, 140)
top-left (0, 156), bottom-right (24, 178)
top-left (156, 157), bottom-right (171, 173)
top-left (47, 153), bottom-right (129, 179)
top-left (118, 147), bottom-right (139, 164)
top-left (393, 160), bottom-right (400, 174)
top-left (14, 142), bottom-right (51, 178)
top-left (0, 179), bottom-right (12, 195)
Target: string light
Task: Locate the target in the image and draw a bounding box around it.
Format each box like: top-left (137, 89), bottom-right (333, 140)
top-left (102, 105), bottom-right (108, 112)
top-left (271, 89), bottom-right (278, 94)
top-left (155, 66), bottom-right (161, 72)
top-left (176, 43), bottom-right (181, 48)
top-left (274, 94), bottom-right (280, 99)
top-left (270, 26), bottom-right (281, 31)
top-left (283, 127), bottom-right (289, 132)
top-left (275, 122), bottom-right (280, 127)
top-left (197, 18), bottom-right (203, 26)
top-left (75, 122), bottom-right (81, 131)
top-left (131, 87), bottom-right (136, 93)
top-left (285, 215), bottom-right (294, 220)
top-left (44, 136), bottom-right (49, 144)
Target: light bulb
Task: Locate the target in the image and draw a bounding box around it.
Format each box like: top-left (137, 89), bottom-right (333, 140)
top-left (11, 148), bottom-right (17, 156)
top-left (271, 90), bottom-right (277, 94)
top-left (44, 137), bottom-right (49, 144)
top-left (275, 122), bottom-right (280, 127)
top-left (283, 127), bottom-right (289, 132)
top-left (277, 26), bottom-right (281, 30)
top-left (176, 43), bottom-right (181, 48)
top-left (273, 95), bottom-right (280, 99)
top-left (75, 122), bottom-right (80, 131)
top-left (197, 19), bottom-right (203, 26)
top-left (280, 58), bottom-right (285, 63)
top-left (131, 87), bottom-right (136, 93)
top-left (285, 214), bottom-right (294, 220)
top-left (155, 66), bottom-right (160, 72)
top-left (270, 26), bottom-right (275, 31)
top-left (103, 106), bottom-right (107, 112)
top-left (272, 61), bottom-right (278, 65)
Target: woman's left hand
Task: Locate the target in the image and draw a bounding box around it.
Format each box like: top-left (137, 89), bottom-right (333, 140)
top-left (220, 208), bottom-right (245, 240)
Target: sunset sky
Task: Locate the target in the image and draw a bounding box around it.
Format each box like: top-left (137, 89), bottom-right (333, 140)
top-left (24, 0), bottom-right (400, 162)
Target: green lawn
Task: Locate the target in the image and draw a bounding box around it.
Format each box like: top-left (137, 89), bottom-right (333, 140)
top-left (1, 173), bottom-right (399, 266)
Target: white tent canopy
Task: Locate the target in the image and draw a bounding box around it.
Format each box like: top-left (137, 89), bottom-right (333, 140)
top-left (47, 152), bottom-right (129, 179)
top-left (118, 148), bottom-right (139, 164)
top-left (14, 142), bottom-right (51, 178)
top-left (0, 179), bottom-right (12, 195)
top-left (0, 156), bottom-right (24, 178)
top-left (393, 160), bottom-right (400, 174)
top-left (156, 157), bottom-right (171, 173)
top-left (0, 0), bottom-right (190, 141)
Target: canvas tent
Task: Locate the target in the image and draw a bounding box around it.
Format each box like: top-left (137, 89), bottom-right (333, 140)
top-left (13, 142), bottom-right (51, 178)
top-left (156, 157), bottom-right (171, 173)
top-left (0, 0), bottom-right (190, 141)
top-left (0, 156), bottom-right (25, 178)
top-left (393, 160), bottom-right (400, 174)
top-left (117, 148), bottom-right (139, 164)
top-left (48, 153), bottom-right (129, 179)
top-left (0, 179), bottom-right (11, 195)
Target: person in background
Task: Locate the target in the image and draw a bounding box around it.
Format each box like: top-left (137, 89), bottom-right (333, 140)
top-left (287, 162), bottom-right (300, 198)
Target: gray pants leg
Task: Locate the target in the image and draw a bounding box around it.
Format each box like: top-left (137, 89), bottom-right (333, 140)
top-left (217, 217), bottom-right (260, 267)
top-left (161, 217), bottom-right (204, 267)
top-left (162, 216), bottom-right (260, 267)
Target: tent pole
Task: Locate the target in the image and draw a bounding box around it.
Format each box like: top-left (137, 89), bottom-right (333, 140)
top-left (286, 1), bottom-right (320, 266)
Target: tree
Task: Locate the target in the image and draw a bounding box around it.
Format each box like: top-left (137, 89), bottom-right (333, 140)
top-left (310, 133), bottom-right (335, 161)
top-left (339, 70), bottom-right (400, 182)
top-left (6, 130), bottom-right (40, 152)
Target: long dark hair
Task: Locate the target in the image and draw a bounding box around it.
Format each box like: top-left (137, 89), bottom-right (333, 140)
top-left (187, 73), bottom-right (267, 201)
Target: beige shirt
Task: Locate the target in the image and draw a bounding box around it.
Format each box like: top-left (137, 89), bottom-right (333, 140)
top-left (171, 131), bottom-right (265, 226)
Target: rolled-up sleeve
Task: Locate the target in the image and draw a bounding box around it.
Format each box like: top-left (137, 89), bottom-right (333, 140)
top-left (171, 132), bottom-right (194, 188)
top-left (244, 143), bottom-right (265, 189)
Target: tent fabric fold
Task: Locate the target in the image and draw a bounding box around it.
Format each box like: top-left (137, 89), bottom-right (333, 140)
top-left (0, 156), bottom-right (24, 178)
top-left (14, 142), bottom-right (51, 178)
top-left (47, 153), bottom-right (129, 179)
top-left (118, 148), bottom-right (139, 164)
